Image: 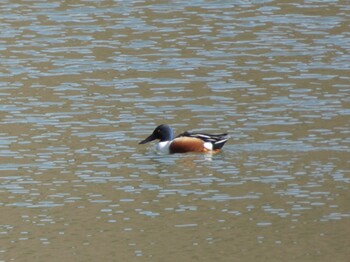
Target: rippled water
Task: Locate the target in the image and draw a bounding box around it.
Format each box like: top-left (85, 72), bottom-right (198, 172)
top-left (0, 0), bottom-right (349, 261)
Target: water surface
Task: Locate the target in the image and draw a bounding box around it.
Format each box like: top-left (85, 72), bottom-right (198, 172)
top-left (0, 0), bottom-right (349, 261)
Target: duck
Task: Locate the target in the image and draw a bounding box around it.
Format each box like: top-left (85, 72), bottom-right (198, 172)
top-left (139, 124), bottom-right (229, 154)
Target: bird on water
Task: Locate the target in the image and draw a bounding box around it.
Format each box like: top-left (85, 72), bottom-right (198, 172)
top-left (139, 124), bottom-right (229, 154)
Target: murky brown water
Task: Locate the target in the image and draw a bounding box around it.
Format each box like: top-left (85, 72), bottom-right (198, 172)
top-left (0, 0), bottom-right (349, 261)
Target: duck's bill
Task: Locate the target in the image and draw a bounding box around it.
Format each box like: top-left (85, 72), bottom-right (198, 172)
top-left (139, 134), bottom-right (157, 144)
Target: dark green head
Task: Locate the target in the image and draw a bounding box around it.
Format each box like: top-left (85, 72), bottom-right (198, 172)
top-left (139, 124), bottom-right (174, 144)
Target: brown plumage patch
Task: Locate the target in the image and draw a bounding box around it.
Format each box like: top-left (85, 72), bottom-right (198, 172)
top-left (169, 137), bottom-right (207, 153)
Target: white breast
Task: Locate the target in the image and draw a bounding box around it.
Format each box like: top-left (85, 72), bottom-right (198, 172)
top-left (156, 141), bottom-right (171, 154)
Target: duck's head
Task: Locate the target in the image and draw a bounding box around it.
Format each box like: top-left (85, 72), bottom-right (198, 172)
top-left (139, 124), bottom-right (174, 144)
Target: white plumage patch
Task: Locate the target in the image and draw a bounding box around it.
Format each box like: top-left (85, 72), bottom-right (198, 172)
top-left (215, 138), bottom-right (228, 144)
top-left (203, 142), bottom-right (213, 150)
top-left (156, 141), bottom-right (171, 154)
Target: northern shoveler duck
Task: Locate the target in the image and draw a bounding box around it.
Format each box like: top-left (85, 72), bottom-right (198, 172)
top-left (139, 124), bottom-right (229, 154)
